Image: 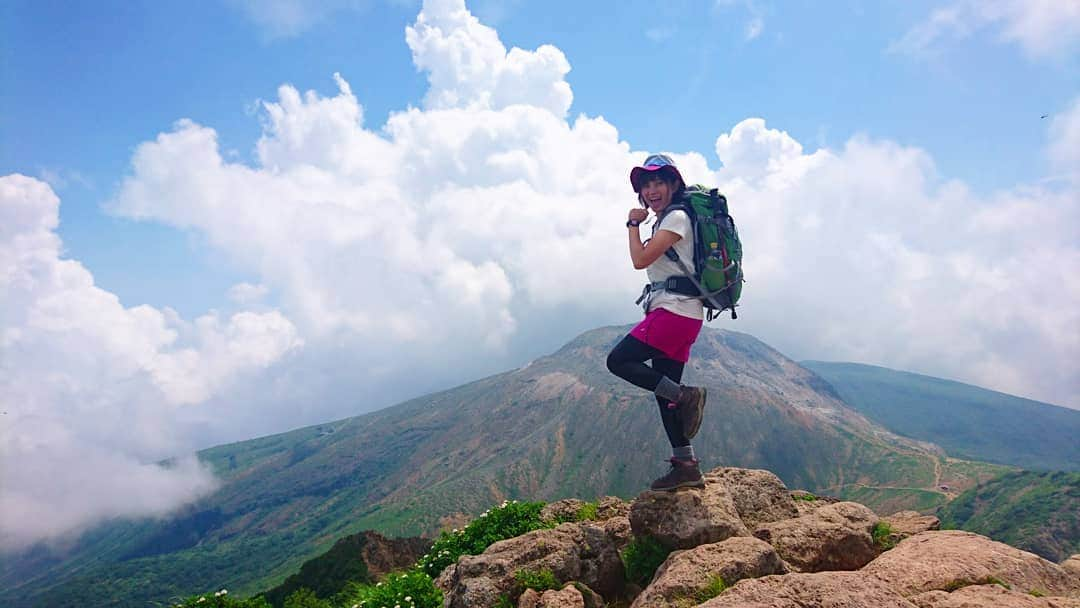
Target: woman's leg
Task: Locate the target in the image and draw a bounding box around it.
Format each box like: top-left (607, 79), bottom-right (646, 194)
top-left (606, 334), bottom-right (669, 392)
top-left (652, 357), bottom-right (690, 450)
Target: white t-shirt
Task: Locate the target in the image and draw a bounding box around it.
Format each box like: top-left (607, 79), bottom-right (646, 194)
top-left (645, 208), bottom-right (704, 320)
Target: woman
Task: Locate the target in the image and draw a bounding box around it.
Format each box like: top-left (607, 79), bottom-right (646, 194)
top-left (606, 153), bottom-right (708, 491)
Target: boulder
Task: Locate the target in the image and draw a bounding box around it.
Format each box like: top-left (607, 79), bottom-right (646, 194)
top-left (441, 522), bottom-right (624, 608)
top-left (910, 584), bottom-right (1080, 608)
top-left (882, 511), bottom-right (940, 540)
top-left (696, 571), bottom-right (917, 607)
top-left (863, 531), bottom-right (1080, 598)
top-left (542, 499), bottom-right (587, 523)
top-left (517, 583), bottom-right (604, 608)
top-left (752, 501), bottom-right (878, 572)
top-left (790, 491), bottom-right (840, 517)
top-left (629, 485), bottom-right (749, 550)
top-left (602, 516), bottom-right (632, 551)
top-left (704, 467), bottom-right (800, 529)
top-left (1063, 555), bottom-right (1080, 579)
top-left (595, 496), bottom-right (630, 520)
top-left (630, 536), bottom-right (787, 608)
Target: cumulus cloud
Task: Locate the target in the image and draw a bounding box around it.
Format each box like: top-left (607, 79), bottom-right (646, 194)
top-left (0, 175), bottom-right (302, 550)
top-left (4, 0), bottom-right (1079, 551)
top-left (892, 0), bottom-right (1080, 60)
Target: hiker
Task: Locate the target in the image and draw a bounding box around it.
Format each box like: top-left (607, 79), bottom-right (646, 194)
top-left (606, 153), bottom-right (709, 491)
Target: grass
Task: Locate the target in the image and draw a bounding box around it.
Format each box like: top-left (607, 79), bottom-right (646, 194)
top-left (792, 493), bottom-right (818, 502)
top-left (621, 536), bottom-right (672, 588)
top-left (942, 576), bottom-right (1011, 592)
top-left (694, 575), bottom-right (728, 603)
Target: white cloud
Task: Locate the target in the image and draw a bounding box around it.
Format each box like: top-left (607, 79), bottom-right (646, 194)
top-left (0, 174), bottom-right (302, 550)
top-left (1047, 97), bottom-right (1080, 183)
top-left (893, 0), bottom-right (1080, 60)
top-left (4, 0), bottom-right (1079, 551)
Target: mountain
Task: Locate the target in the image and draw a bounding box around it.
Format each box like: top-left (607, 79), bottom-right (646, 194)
top-left (2, 326), bottom-right (1005, 607)
top-left (801, 361), bottom-right (1080, 471)
top-left (938, 470), bottom-right (1080, 563)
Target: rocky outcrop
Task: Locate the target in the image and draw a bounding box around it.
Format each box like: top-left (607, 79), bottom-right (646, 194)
top-left (752, 501), bottom-right (879, 572)
top-left (863, 531), bottom-right (1080, 598)
top-left (434, 467), bottom-right (1079, 608)
top-left (882, 510), bottom-right (940, 543)
top-left (440, 522), bottom-right (623, 608)
top-left (629, 537), bottom-right (787, 608)
top-left (703, 468), bottom-right (800, 529)
top-left (696, 571), bottom-right (918, 607)
top-left (629, 485), bottom-right (749, 550)
top-left (910, 584), bottom-right (1080, 608)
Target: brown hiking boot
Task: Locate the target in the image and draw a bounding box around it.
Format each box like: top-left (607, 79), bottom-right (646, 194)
top-left (650, 458), bottom-right (705, 491)
top-left (675, 386), bottom-right (707, 440)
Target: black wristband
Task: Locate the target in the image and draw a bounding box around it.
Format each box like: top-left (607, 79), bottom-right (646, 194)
top-left (626, 219), bottom-right (641, 228)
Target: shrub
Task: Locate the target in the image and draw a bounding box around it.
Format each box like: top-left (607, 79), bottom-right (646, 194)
top-left (283, 588), bottom-right (330, 608)
top-left (418, 500), bottom-right (549, 578)
top-left (621, 536), bottom-right (671, 587)
top-left (340, 569), bottom-right (442, 608)
top-left (171, 590), bottom-right (270, 608)
top-left (872, 521), bottom-right (896, 550)
top-left (576, 501), bottom-right (600, 522)
top-left (792, 493), bottom-right (818, 502)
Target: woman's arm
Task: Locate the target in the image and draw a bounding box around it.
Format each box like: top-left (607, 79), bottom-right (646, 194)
top-left (628, 228), bottom-right (682, 270)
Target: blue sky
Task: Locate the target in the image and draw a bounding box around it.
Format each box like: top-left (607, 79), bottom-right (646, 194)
top-left (1, 0), bottom-right (1078, 548)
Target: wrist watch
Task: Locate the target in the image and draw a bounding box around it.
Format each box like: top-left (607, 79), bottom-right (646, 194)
top-left (626, 219), bottom-right (641, 228)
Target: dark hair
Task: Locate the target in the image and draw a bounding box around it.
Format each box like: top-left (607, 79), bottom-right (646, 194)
top-left (637, 169), bottom-right (686, 208)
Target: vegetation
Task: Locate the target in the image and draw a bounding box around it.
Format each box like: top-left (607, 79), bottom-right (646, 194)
top-left (576, 500), bottom-right (600, 521)
top-left (694, 575), bottom-right (728, 603)
top-left (514, 568), bottom-right (561, 593)
top-left (418, 500), bottom-right (550, 578)
top-left (171, 590), bottom-right (270, 608)
top-left (282, 588), bottom-right (331, 608)
top-left (938, 470), bottom-right (1080, 562)
top-left (872, 521), bottom-right (896, 550)
top-left (339, 569), bottom-right (441, 608)
top-left (621, 536), bottom-right (672, 588)
top-left (942, 576), bottom-right (1010, 592)
top-left (792, 492), bottom-right (817, 501)
top-left (801, 361), bottom-right (1080, 471)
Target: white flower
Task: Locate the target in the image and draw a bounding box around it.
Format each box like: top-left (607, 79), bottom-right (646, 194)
top-left (197, 599), bottom-right (206, 604)
top-left (219, 590), bottom-right (227, 595)
top-left (404, 597), bottom-right (411, 602)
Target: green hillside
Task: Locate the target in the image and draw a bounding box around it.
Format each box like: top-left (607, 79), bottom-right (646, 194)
top-left (938, 470), bottom-right (1080, 562)
top-left (3, 327), bottom-right (1000, 607)
top-left (801, 361), bottom-right (1080, 471)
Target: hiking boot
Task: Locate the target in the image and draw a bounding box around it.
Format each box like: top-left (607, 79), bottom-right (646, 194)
top-left (650, 457), bottom-right (705, 491)
top-left (673, 386), bottom-right (707, 440)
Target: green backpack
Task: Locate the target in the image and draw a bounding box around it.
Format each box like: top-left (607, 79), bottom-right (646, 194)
top-left (661, 185), bottom-right (744, 320)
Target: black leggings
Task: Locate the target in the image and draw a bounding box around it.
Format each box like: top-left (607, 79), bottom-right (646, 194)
top-left (606, 334), bottom-right (689, 448)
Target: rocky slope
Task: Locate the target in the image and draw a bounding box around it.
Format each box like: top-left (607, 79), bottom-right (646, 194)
top-left (439, 467), bottom-right (1080, 608)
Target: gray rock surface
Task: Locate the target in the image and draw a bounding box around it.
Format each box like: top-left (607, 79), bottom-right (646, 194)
top-left (752, 501), bottom-right (879, 572)
top-left (864, 531), bottom-right (1080, 598)
top-left (629, 484), bottom-right (749, 550)
top-left (910, 584), bottom-right (1080, 608)
top-left (630, 536), bottom-right (787, 608)
top-left (696, 571), bottom-right (917, 607)
top-left (703, 467), bottom-right (800, 529)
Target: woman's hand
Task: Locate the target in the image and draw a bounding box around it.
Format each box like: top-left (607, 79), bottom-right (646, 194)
top-left (628, 208), bottom-right (649, 224)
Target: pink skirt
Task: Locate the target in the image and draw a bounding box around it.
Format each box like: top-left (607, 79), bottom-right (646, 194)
top-left (629, 307), bottom-right (703, 363)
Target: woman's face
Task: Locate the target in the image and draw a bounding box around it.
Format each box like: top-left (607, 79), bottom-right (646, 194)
top-left (640, 175), bottom-right (676, 213)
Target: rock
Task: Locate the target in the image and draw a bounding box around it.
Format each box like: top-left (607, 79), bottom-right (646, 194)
top-left (602, 516), bottom-right (632, 551)
top-left (910, 584), bottom-right (1080, 607)
top-left (629, 536), bottom-right (787, 608)
top-left (517, 585), bottom-right (584, 608)
top-left (704, 467), bottom-right (800, 529)
top-left (752, 501), bottom-right (878, 572)
top-left (595, 496), bottom-right (630, 520)
top-left (696, 571), bottom-right (917, 607)
top-left (1063, 555), bottom-right (1080, 578)
top-left (629, 485), bottom-right (749, 550)
top-left (435, 563), bottom-right (458, 592)
top-left (441, 522), bottom-right (624, 608)
top-left (790, 490), bottom-right (840, 516)
top-left (542, 499), bottom-right (587, 523)
top-left (863, 530), bottom-right (1080, 598)
top-left (883, 511), bottom-right (940, 538)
